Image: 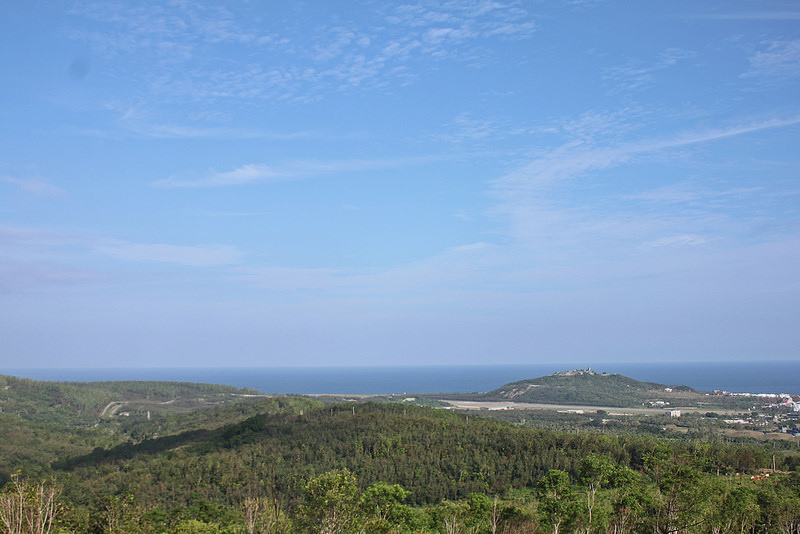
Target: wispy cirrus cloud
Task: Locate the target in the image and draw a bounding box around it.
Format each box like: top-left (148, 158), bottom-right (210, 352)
top-left (68, 0), bottom-right (537, 104)
top-left (441, 112), bottom-right (509, 142)
top-left (625, 183), bottom-right (764, 205)
top-left (643, 235), bottom-right (708, 248)
top-left (441, 107), bottom-right (655, 149)
top-left (493, 116), bottom-right (800, 196)
top-left (1, 175), bottom-right (64, 196)
top-left (1, 225), bottom-right (243, 274)
top-left (121, 119), bottom-right (311, 141)
top-left (604, 48), bottom-right (696, 92)
top-left (154, 164), bottom-right (289, 188)
top-left (491, 116), bottom-right (800, 249)
top-left (120, 121), bottom-right (270, 140)
top-left (687, 11), bottom-right (800, 21)
top-left (742, 39), bottom-right (800, 82)
top-left (153, 156), bottom-right (440, 188)
top-left (558, 107), bottom-right (652, 143)
top-left (69, 2), bottom-right (265, 59)
top-left (384, 1), bottom-right (534, 66)
top-left (77, 102), bottom-right (314, 140)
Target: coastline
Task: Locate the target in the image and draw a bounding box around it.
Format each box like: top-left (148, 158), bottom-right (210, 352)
top-left (3, 360), bottom-right (800, 396)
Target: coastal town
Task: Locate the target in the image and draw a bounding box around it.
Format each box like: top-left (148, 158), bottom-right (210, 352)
top-left (406, 371), bottom-right (800, 440)
top-left (708, 389), bottom-right (800, 437)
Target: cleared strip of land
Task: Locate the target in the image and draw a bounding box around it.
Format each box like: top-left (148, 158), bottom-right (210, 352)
top-left (437, 399), bottom-right (745, 415)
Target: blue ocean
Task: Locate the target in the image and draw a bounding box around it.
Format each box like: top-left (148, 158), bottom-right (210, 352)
top-left (4, 361), bottom-right (800, 395)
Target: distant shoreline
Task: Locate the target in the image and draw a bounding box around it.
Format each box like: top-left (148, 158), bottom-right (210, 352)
top-left (4, 361), bottom-right (800, 396)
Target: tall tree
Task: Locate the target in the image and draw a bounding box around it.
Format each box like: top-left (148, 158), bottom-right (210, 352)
top-left (293, 469), bottom-right (363, 534)
top-left (0, 474), bottom-right (59, 534)
top-left (536, 469), bottom-right (578, 534)
top-left (578, 453), bottom-right (615, 532)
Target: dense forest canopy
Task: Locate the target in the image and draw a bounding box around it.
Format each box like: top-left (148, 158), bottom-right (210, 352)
top-left (1, 374), bottom-right (799, 533)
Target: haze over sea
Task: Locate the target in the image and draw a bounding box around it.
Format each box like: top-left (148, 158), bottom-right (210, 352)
top-left (6, 361), bottom-right (800, 396)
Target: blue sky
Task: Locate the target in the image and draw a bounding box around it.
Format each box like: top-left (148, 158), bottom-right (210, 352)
top-left (1, 1), bottom-right (799, 368)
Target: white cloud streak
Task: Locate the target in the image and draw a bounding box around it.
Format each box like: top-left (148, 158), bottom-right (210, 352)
top-left (502, 116), bottom-right (800, 191)
top-left (643, 235), bottom-right (708, 248)
top-left (1, 176), bottom-right (64, 196)
top-left (153, 156), bottom-right (441, 188)
top-left (1, 225), bottom-right (243, 273)
top-left (123, 122), bottom-right (302, 140)
top-left (492, 117), bottom-right (800, 248)
top-left (604, 48), bottom-right (695, 92)
top-left (687, 11), bottom-right (800, 20)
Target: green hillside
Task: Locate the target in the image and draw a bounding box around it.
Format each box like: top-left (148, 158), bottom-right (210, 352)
top-left (48, 402), bottom-right (799, 533)
top-left (479, 368), bottom-right (698, 407)
top-left (55, 402), bottom-right (784, 507)
top-left (0, 386), bottom-right (320, 488)
top-left (0, 376), bottom-right (798, 533)
top-left (0, 374), bottom-right (261, 425)
top-left (0, 374), bottom-right (301, 487)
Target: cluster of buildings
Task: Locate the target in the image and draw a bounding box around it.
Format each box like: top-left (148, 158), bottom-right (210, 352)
top-left (712, 390), bottom-right (800, 407)
top-left (772, 395), bottom-right (800, 412)
top-left (710, 390), bottom-right (800, 411)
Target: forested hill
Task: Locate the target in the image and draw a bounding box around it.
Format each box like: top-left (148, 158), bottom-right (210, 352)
top-left (0, 374), bottom-right (260, 425)
top-left (3, 393), bottom-right (800, 532)
top-left (53, 402), bottom-right (786, 509)
top-left (478, 368), bottom-right (696, 407)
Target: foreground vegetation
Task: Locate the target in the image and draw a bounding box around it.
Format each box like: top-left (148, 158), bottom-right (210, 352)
top-left (1, 373), bottom-right (799, 533)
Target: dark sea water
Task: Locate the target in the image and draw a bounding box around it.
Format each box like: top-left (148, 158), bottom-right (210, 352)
top-left (4, 361), bottom-right (800, 395)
